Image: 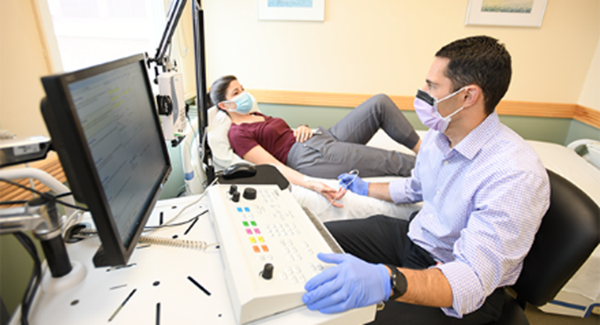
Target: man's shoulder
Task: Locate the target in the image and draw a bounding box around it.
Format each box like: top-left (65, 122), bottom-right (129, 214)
top-left (480, 124), bottom-right (546, 176)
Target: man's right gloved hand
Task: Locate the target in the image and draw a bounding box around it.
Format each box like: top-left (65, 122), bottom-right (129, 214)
top-left (337, 173), bottom-right (369, 197)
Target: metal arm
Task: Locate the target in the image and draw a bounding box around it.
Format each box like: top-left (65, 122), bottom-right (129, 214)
top-left (147, 0), bottom-right (188, 75)
top-left (0, 194), bottom-right (72, 278)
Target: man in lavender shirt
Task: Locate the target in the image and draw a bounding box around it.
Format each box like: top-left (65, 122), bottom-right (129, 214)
top-left (302, 36), bottom-right (550, 324)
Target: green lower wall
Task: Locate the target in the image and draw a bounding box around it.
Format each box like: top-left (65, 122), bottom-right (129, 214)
top-left (566, 120), bottom-right (600, 145)
top-left (0, 233), bottom-right (42, 318)
top-left (259, 103), bottom-right (600, 146)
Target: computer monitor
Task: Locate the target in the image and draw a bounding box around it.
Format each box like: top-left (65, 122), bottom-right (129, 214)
top-left (40, 53), bottom-right (172, 267)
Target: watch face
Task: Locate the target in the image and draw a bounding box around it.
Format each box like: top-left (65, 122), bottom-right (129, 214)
top-left (390, 266), bottom-right (407, 299)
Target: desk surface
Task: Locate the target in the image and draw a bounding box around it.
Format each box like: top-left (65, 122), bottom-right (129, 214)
top-left (20, 195), bottom-right (375, 325)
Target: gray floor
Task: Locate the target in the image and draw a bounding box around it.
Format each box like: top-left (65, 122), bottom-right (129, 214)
top-left (525, 305), bottom-right (600, 325)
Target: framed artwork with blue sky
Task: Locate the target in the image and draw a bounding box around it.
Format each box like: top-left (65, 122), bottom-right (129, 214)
top-left (465, 0), bottom-right (548, 27)
top-left (258, 0), bottom-right (325, 21)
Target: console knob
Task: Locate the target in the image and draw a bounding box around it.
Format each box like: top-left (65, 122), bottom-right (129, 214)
top-left (229, 185), bottom-right (238, 194)
top-left (243, 188), bottom-right (257, 200)
top-left (261, 263), bottom-right (274, 280)
top-left (232, 192), bottom-right (240, 203)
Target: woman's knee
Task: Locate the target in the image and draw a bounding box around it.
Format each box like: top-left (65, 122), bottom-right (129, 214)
top-left (367, 94), bottom-right (401, 116)
top-left (369, 93), bottom-right (393, 107)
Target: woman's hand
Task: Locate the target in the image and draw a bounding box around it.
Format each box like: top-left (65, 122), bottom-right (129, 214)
top-left (241, 145), bottom-right (345, 207)
top-left (294, 125), bottom-right (314, 143)
top-left (307, 180), bottom-right (347, 208)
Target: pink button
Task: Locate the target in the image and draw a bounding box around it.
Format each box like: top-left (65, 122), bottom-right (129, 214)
top-left (245, 229), bottom-right (253, 235)
top-left (254, 228), bottom-right (261, 234)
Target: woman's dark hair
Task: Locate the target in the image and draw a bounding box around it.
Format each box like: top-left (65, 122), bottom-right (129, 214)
top-left (207, 75), bottom-right (237, 109)
top-left (435, 36), bottom-right (512, 115)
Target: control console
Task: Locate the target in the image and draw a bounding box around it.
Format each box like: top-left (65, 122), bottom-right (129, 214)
top-left (207, 184), bottom-right (343, 324)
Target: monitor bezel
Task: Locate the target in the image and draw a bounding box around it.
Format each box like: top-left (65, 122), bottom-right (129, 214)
top-left (41, 53), bottom-right (172, 267)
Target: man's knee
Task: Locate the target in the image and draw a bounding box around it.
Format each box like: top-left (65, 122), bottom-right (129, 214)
top-left (325, 215), bottom-right (388, 239)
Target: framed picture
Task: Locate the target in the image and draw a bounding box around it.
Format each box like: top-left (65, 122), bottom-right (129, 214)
top-left (465, 0), bottom-right (548, 27)
top-left (258, 0), bottom-right (325, 21)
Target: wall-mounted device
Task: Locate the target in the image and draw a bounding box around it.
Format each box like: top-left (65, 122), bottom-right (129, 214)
top-left (157, 71), bottom-right (186, 141)
top-left (0, 136), bottom-right (51, 167)
top-left (147, 0), bottom-right (188, 146)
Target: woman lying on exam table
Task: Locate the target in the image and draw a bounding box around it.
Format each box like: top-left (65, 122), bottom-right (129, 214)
top-left (208, 75), bottom-right (422, 207)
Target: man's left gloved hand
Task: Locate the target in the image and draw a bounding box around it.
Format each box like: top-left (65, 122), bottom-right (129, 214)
top-left (302, 253), bottom-right (391, 314)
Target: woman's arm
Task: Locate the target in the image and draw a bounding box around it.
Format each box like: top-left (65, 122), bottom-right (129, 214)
top-left (243, 145), bottom-right (345, 207)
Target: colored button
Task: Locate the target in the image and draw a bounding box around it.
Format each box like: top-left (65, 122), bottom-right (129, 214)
top-left (257, 236), bottom-right (264, 243)
top-left (251, 221), bottom-right (257, 226)
top-left (242, 221), bottom-right (249, 227)
top-left (245, 229), bottom-right (253, 235)
top-left (249, 237), bottom-right (257, 244)
top-left (254, 228), bottom-right (261, 234)
top-left (252, 246), bottom-right (260, 253)
top-left (244, 207), bottom-right (250, 212)
top-left (237, 207), bottom-right (243, 212)
top-left (261, 245), bottom-right (269, 252)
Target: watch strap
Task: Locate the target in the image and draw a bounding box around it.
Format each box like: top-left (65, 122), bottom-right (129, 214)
top-left (386, 264), bottom-right (407, 300)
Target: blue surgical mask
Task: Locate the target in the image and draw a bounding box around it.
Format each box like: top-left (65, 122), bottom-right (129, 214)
top-left (413, 87), bottom-right (466, 133)
top-left (224, 92), bottom-right (254, 114)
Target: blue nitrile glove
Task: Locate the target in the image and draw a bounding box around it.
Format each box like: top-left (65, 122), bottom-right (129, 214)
top-left (337, 173), bottom-right (369, 196)
top-left (302, 253), bottom-right (391, 314)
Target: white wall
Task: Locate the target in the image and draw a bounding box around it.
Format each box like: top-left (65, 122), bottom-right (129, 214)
top-left (195, 0), bottom-right (599, 109)
top-left (579, 39), bottom-right (600, 111)
top-left (2, 0), bottom-right (599, 139)
top-left (0, 0), bottom-right (52, 137)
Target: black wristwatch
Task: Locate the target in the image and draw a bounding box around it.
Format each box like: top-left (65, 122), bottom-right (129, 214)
top-left (386, 264), bottom-right (407, 300)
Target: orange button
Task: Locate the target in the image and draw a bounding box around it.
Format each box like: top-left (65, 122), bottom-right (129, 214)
top-left (252, 246), bottom-right (260, 253)
top-left (261, 245), bottom-right (269, 252)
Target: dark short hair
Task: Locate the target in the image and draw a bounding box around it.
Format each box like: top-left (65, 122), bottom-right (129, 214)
top-left (435, 36), bottom-right (512, 115)
top-left (208, 75), bottom-right (237, 109)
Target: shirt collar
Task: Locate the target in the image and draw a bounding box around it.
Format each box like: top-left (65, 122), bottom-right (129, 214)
top-left (434, 111), bottom-right (501, 160)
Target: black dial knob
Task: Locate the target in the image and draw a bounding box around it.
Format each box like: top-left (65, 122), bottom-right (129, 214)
top-left (243, 187), bottom-right (257, 200)
top-left (261, 263), bottom-right (274, 280)
top-left (232, 192), bottom-right (240, 203)
top-left (229, 185), bottom-right (238, 194)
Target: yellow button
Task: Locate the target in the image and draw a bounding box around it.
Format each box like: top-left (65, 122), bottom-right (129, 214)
top-left (249, 237), bottom-right (257, 243)
top-left (258, 236), bottom-right (264, 243)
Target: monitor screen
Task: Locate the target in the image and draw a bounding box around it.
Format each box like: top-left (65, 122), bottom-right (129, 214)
top-left (41, 53), bottom-right (171, 267)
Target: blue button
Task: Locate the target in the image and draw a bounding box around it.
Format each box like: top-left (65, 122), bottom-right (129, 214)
top-left (237, 207), bottom-right (243, 212)
top-left (244, 207), bottom-right (250, 212)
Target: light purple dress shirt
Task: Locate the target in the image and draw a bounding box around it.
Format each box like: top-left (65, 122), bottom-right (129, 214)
top-left (389, 112), bottom-right (550, 318)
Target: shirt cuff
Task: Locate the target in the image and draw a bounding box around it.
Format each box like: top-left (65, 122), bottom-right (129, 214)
top-left (389, 178), bottom-right (409, 204)
top-left (436, 261), bottom-right (485, 318)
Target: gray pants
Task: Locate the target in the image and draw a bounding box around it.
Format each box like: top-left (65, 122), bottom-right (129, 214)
top-left (286, 94), bottom-right (419, 179)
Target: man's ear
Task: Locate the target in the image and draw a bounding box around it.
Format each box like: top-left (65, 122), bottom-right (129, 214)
top-left (463, 85), bottom-right (481, 108)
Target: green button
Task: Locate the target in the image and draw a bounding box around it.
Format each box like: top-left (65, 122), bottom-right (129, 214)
top-left (243, 221), bottom-right (249, 227)
top-left (251, 221), bottom-right (257, 226)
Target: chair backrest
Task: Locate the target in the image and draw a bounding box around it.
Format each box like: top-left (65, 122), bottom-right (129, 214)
top-left (512, 169), bottom-right (600, 306)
